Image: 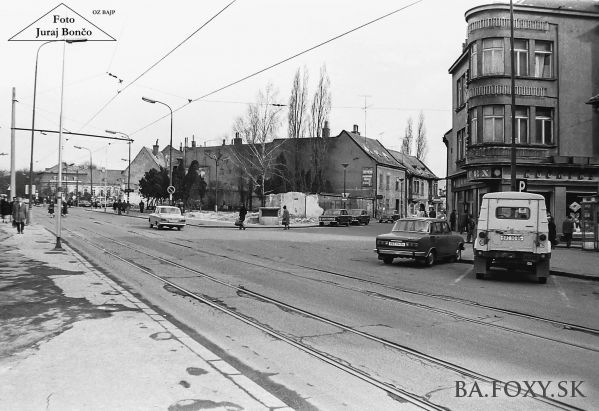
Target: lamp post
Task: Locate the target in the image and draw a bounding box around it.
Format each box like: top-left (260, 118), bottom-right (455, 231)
top-left (206, 150), bottom-right (228, 212)
top-left (106, 130), bottom-right (133, 203)
top-left (74, 145), bottom-right (93, 202)
top-left (142, 97), bottom-right (173, 203)
top-left (341, 163), bottom-right (349, 206)
top-left (29, 39), bottom-right (86, 226)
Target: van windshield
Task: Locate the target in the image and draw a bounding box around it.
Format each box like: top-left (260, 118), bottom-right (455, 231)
top-left (495, 207), bottom-right (530, 220)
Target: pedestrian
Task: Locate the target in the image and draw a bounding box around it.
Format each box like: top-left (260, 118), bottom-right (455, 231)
top-left (113, 200), bottom-right (118, 214)
top-left (0, 196), bottom-right (11, 223)
top-left (547, 213), bottom-right (557, 247)
top-left (416, 203), bottom-right (427, 218)
top-left (126, 201), bottom-right (131, 214)
top-left (466, 214), bottom-right (476, 243)
top-left (429, 208), bottom-right (436, 218)
top-left (48, 201), bottom-right (55, 218)
top-left (62, 200), bottom-right (68, 217)
top-left (12, 196), bottom-right (27, 234)
top-left (449, 210), bottom-right (456, 231)
top-left (139, 200), bottom-right (145, 214)
top-left (116, 199), bottom-right (122, 215)
top-left (238, 203), bottom-right (247, 230)
top-left (282, 205), bottom-right (290, 230)
top-left (562, 215), bottom-right (575, 248)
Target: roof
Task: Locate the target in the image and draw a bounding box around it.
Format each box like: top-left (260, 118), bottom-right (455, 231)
top-left (482, 191), bottom-right (545, 200)
top-left (342, 131), bottom-right (406, 169)
top-left (387, 150), bottom-right (438, 180)
top-left (142, 146), bottom-right (167, 168)
top-left (467, 0), bottom-right (599, 16)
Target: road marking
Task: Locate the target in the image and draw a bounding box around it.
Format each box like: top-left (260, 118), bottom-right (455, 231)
top-left (452, 267), bottom-right (471, 285)
top-left (552, 276), bottom-right (572, 308)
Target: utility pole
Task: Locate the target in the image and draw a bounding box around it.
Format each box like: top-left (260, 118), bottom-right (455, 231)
top-left (10, 88), bottom-right (16, 201)
top-left (206, 150), bottom-right (228, 212)
top-left (360, 94), bottom-right (372, 141)
top-left (509, 0), bottom-right (517, 191)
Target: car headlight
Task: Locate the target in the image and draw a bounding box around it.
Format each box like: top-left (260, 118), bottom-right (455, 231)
top-left (539, 234), bottom-right (547, 241)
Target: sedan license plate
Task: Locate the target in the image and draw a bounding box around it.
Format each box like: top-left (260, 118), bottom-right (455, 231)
top-left (388, 241), bottom-right (405, 247)
top-left (500, 235), bottom-right (523, 241)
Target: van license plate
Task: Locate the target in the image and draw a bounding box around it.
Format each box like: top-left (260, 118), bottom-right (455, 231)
top-left (500, 235), bottom-right (523, 241)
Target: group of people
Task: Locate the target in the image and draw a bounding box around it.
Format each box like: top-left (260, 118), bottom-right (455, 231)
top-left (0, 196), bottom-right (28, 234)
top-left (47, 200), bottom-right (68, 217)
top-left (112, 200), bottom-right (131, 215)
top-left (236, 204), bottom-right (290, 230)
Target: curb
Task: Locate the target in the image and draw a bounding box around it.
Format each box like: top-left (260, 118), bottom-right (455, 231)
top-left (459, 259), bottom-right (598, 282)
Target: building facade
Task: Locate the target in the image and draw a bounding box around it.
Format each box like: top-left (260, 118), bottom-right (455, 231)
top-left (446, 0), bottom-right (599, 231)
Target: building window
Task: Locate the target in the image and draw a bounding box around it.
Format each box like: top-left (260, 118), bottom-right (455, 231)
top-left (469, 108), bottom-right (478, 144)
top-left (457, 129), bottom-right (465, 161)
top-left (534, 41), bottom-right (552, 78)
top-left (470, 42), bottom-right (478, 78)
top-left (421, 181), bottom-right (425, 196)
top-left (379, 173), bottom-right (383, 189)
top-left (456, 74), bottom-right (466, 107)
top-left (515, 106), bottom-right (529, 143)
top-left (395, 179), bottom-right (399, 191)
top-left (482, 105), bottom-right (505, 142)
top-left (385, 175), bottom-right (390, 190)
top-left (413, 179), bottom-right (419, 195)
top-left (534, 107), bottom-right (553, 144)
top-left (482, 38), bottom-right (504, 75)
top-left (514, 39), bottom-right (529, 76)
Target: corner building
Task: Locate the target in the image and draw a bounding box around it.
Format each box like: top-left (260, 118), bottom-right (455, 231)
top-left (446, 0), bottom-right (599, 231)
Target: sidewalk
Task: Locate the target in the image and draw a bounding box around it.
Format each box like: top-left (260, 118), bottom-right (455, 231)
top-left (460, 242), bottom-right (599, 281)
top-left (0, 223), bottom-right (290, 410)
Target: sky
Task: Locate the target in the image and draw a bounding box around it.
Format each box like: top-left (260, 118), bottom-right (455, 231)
top-left (0, 0), bottom-right (489, 178)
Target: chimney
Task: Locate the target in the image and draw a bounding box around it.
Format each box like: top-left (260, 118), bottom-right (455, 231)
top-left (191, 134), bottom-right (196, 148)
top-left (222, 139), bottom-right (226, 146)
top-left (233, 131), bottom-right (243, 145)
top-left (353, 124), bottom-right (360, 135)
top-left (152, 140), bottom-right (159, 156)
top-left (322, 121), bottom-right (330, 138)
top-left (179, 142), bottom-right (183, 151)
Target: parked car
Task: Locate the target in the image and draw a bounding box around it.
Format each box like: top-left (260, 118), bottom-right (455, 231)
top-left (379, 210), bottom-right (400, 223)
top-left (149, 206), bottom-right (186, 230)
top-left (79, 200), bottom-right (91, 207)
top-left (318, 209), bottom-right (351, 226)
top-left (375, 218), bottom-right (464, 266)
top-left (349, 209), bottom-right (370, 225)
top-left (473, 191), bottom-right (550, 284)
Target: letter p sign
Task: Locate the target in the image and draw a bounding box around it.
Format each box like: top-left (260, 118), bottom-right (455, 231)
top-left (517, 179), bottom-right (528, 192)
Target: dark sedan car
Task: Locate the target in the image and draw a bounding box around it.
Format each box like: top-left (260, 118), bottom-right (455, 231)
top-left (375, 218), bottom-right (464, 266)
top-left (319, 209), bottom-right (352, 226)
top-left (348, 209), bottom-right (370, 225)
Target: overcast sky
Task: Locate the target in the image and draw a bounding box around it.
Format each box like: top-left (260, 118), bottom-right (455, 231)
top-left (0, 0), bottom-right (487, 177)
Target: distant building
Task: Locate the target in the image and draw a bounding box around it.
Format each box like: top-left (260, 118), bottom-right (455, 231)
top-left (446, 0), bottom-right (599, 231)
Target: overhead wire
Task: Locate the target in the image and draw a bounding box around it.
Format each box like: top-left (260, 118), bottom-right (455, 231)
top-left (78, 0), bottom-right (239, 131)
top-left (129, 0), bottom-right (425, 136)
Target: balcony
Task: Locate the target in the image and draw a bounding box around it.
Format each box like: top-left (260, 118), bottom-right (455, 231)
top-left (465, 145), bottom-right (552, 165)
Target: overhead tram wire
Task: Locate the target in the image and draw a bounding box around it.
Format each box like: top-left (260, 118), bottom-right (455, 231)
top-left (78, 0), bottom-right (238, 131)
top-left (129, 0), bottom-right (425, 136)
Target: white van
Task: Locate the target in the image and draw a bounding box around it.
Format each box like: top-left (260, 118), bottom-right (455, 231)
top-left (474, 192), bottom-right (551, 284)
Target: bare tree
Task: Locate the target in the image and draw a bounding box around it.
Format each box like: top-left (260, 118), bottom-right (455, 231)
top-left (229, 83), bottom-right (287, 206)
top-left (415, 111), bottom-right (427, 161)
top-left (288, 67), bottom-right (309, 191)
top-left (401, 117), bottom-right (413, 155)
top-left (308, 65), bottom-right (332, 138)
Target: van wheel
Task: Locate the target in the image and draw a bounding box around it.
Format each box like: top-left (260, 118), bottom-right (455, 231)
top-left (177, 226), bottom-right (182, 231)
top-left (476, 273), bottom-right (485, 280)
top-left (382, 256), bottom-right (394, 265)
top-left (424, 251), bottom-right (436, 266)
top-left (319, 222), bottom-right (324, 226)
top-left (537, 277), bottom-right (547, 284)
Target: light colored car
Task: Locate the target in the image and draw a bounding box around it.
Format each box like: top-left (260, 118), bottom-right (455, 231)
top-left (149, 206), bottom-right (186, 230)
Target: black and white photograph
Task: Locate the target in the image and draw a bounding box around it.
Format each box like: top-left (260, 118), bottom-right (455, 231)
top-left (0, 0), bottom-right (598, 409)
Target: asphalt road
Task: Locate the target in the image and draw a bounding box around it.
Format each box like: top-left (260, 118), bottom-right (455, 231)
top-left (38, 208), bottom-right (598, 410)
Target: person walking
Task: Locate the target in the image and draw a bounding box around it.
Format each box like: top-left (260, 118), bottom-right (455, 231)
top-left (48, 201), bottom-right (55, 218)
top-left (0, 197), bottom-right (10, 223)
top-left (238, 203), bottom-right (247, 230)
top-left (548, 213), bottom-right (557, 247)
top-left (282, 205), bottom-right (290, 230)
top-left (139, 200), bottom-right (145, 214)
top-left (466, 214), bottom-right (476, 243)
top-left (61, 200), bottom-right (68, 217)
top-left (428, 208), bottom-right (436, 218)
top-left (449, 210), bottom-right (456, 231)
top-left (562, 215), bottom-right (575, 248)
top-left (12, 197), bottom-right (27, 234)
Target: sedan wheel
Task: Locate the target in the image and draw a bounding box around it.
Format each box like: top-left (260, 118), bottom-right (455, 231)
top-left (424, 251), bottom-right (436, 266)
top-left (382, 256), bottom-right (394, 265)
top-left (149, 221), bottom-right (153, 228)
top-left (451, 248), bottom-right (462, 262)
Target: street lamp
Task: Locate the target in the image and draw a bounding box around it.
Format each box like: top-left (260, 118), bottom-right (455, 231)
top-left (142, 96), bottom-right (173, 203)
top-left (29, 39), bottom-right (86, 225)
top-left (74, 146), bottom-right (93, 202)
top-left (206, 150), bottom-right (228, 212)
top-left (341, 163), bottom-right (349, 206)
top-left (106, 130), bottom-right (132, 203)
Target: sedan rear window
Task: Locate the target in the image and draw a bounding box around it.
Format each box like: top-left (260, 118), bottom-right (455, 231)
top-left (392, 220), bottom-right (429, 232)
top-left (158, 207), bottom-right (181, 214)
top-left (495, 207), bottom-right (530, 220)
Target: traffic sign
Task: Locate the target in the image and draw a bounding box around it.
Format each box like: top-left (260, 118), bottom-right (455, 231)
top-left (516, 179), bottom-right (528, 192)
top-left (167, 185), bottom-right (175, 194)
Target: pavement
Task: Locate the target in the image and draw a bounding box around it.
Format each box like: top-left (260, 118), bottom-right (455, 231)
top-left (1, 211), bottom-right (597, 409)
top-left (0, 221), bottom-right (291, 410)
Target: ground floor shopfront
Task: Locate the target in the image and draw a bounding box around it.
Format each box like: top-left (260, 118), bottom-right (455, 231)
top-left (448, 166), bottom-right (599, 234)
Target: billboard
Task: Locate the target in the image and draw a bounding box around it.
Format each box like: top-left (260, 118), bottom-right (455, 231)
top-left (362, 167), bottom-right (373, 187)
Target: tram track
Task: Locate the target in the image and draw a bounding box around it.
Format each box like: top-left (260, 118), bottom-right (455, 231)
top-left (64, 226), bottom-right (586, 411)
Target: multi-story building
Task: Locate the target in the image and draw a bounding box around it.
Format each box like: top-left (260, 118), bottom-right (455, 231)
top-left (446, 0), bottom-right (599, 231)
